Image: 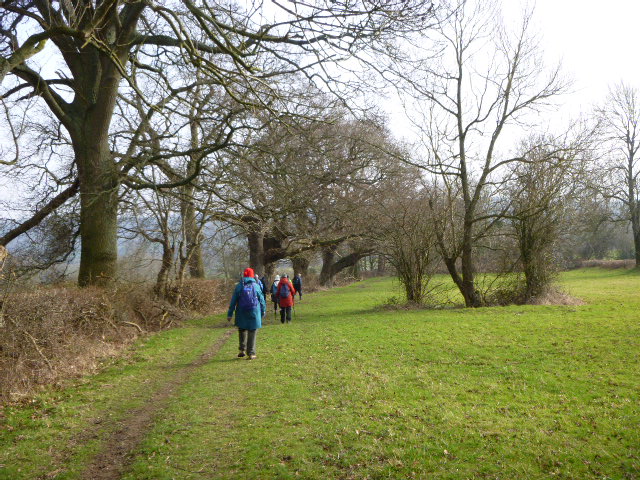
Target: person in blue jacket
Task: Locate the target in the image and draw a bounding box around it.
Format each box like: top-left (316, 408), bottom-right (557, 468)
top-left (254, 273), bottom-right (264, 296)
top-left (227, 267), bottom-right (266, 359)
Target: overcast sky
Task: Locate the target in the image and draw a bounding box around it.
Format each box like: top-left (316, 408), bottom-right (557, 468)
top-left (383, 0), bottom-right (640, 146)
top-left (506, 0), bottom-right (640, 116)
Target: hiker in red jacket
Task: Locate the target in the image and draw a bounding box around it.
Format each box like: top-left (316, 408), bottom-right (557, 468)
top-left (276, 274), bottom-right (296, 323)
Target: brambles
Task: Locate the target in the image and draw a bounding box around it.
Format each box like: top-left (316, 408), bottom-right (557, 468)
top-left (0, 278), bottom-right (228, 402)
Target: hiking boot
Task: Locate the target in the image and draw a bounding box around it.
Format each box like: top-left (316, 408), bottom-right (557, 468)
top-left (237, 351), bottom-right (246, 358)
top-left (248, 354), bottom-right (257, 360)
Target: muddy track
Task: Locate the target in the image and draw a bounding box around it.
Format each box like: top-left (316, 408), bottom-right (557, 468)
top-left (79, 328), bottom-right (234, 480)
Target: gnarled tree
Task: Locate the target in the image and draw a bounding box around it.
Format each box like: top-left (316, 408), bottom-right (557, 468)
top-left (1, 0), bottom-right (438, 286)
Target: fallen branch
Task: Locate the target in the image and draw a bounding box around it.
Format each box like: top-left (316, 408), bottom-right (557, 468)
top-left (160, 311), bottom-right (171, 329)
top-left (121, 321), bottom-right (144, 333)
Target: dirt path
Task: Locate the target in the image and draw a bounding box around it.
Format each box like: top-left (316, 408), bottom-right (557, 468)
top-left (80, 328), bottom-right (234, 480)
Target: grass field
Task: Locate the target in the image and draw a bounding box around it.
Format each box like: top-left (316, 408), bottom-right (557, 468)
top-left (1, 269), bottom-right (639, 479)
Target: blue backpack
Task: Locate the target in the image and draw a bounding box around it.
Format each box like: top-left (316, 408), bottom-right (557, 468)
top-left (238, 281), bottom-right (258, 311)
top-left (280, 282), bottom-right (290, 299)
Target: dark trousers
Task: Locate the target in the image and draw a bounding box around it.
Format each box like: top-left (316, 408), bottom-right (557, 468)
top-left (280, 306), bottom-right (292, 323)
top-left (238, 329), bottom-right (257, 355)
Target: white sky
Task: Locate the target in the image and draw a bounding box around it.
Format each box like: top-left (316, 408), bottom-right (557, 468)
top-left (506, 0), bottom-right (640, 116)
top-left (3, 1), bottom-right (638, 183)
top-left (383, 0), bottom-right (640, 150)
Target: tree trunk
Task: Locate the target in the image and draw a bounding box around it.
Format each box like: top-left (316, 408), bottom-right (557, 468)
top-left (320, 248), bottom-right (368, 287)
top-left (72, 46), bottom-right (128, 287)
top-left (460, 268), bottom-right (481, 307)
top-left (264, 262), bottom-right (275, 280)
top-left (185, 103), bottom-right (205, 278)
top-left (247, 230), bottom-right (265, 275)
top-left (633, 223), bottom-right (640, 268)
top-left (350, 259), bottom-right (361, 278)
top-left (155, 241), bottom-right (174, 297)
top-left (75, 132), bottom-right (119, 287)
top-left (291, 255), bottom-right (310, 277)
top-left (402, 271), bottom-right (422, 303)
top-left (180, 186), bottom-right (205, 278)
top-left (631, 204), bottom-right (640, 268)
top-left (459, 224), bottom-right (482, 307)
top-left (377, 254), bottom-right (386, 276)
top-left (319, 246), bottom-right (337, 287)
top-left (442, 256), bottom-right (463, 293)
top-left (519, 221), bottom-right (541, 300)
top-left (188, 242), bottom-right (205, 278)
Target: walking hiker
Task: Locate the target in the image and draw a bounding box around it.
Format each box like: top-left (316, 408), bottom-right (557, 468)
top-left (292, 273), bottom-right (303, 300)
top-left (255, 273), bottom-right (265, 297)
top-left (277, 274), bottom-right (296, 323)
top-left (259, 274), bottom-right (268, 298)
top-left (270, 275), bottom-right (280, 314)
top-left (227, 267), bottom-right (265, 360)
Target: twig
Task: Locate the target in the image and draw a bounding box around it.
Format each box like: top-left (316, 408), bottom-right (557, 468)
top-left (22, 330), bottom-right (55, 372)
top-left (105, 316), bottom-right (119, 332)
top-left (134, 308), bottom-right (149, 324)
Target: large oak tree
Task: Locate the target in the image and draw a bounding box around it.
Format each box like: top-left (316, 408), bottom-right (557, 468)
top-left (1, 0), bottom-right (436, 285)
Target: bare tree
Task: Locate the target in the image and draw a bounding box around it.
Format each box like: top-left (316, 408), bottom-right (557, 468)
top-left (596, 82), bottom-right (640, 267)
top-left (1, 0), bottom-right (438, 286)
top-left (374, 189), bottom-right (439, 304)
top-left (210, 96), bottom-right (402, 280)
top-left (398, 1), bottom-right (567, 306)
top-left (0, 98), bottom-right (78, 249)
top-left (120, 178), bottom-right (218, 298)
top-left (507, 133), bottom-right (591, 301)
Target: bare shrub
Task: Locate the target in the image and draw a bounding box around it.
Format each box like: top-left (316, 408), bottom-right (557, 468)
top-left (293, 273), bottom-right (320, 293)
top-left (577, 259), bottom-right (636, 269)
top-left (112, 284), bottom-right (186, 332)
top-left (376, 192), bottom-right (439, 304)
top-left (479, 275), bottom-right (527, 306)
top-left (0, 278), bottom-right (231, 403)
top-left (1, 286), bottom-right (125, 402)
top-left (506, 134), bottom-right (592, 302)
top-left (166, 278), bottom-right (234, 314)
top-left (529, 289), bottom-right (585, 306)
top-left (482, 274), bottom-right (584, 306)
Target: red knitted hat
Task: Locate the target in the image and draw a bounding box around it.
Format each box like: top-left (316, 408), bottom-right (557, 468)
top-left (243, 267), bottom-right (254, 278)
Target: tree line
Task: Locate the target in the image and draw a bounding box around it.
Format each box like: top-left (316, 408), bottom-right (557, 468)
top-left (1, 0), bottom-right (638, 308)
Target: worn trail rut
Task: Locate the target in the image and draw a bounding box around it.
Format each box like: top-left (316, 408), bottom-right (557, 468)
top-left (80, 328), bottom-right (234, 480)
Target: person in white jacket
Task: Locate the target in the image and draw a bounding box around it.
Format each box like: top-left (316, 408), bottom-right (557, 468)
top-left (269, 275), bottom-right (280, 314)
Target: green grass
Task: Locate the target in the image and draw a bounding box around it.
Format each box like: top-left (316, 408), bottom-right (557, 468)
top-left (2, 269), bottom-right (639, 479)
top-left (0, 323), bottom-right (230, 480)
